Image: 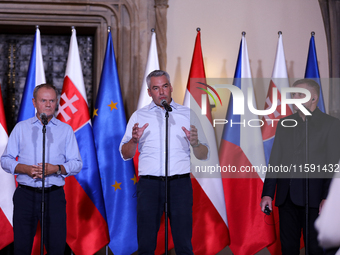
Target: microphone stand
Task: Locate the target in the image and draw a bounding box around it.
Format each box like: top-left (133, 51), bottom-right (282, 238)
top-left (164, 108), bottom-right (170, 255)
top-left (40, 121), bottom-right (47, 255)
top-left (305, 112), bottom-right (310, 255)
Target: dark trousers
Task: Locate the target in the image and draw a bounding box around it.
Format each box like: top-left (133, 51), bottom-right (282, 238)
top-left (137, 176), bottom-right (193, 255)
top-left (13, 185), bottom-right (66, 255)
top-left (278, 193), bottom-right (323, 255)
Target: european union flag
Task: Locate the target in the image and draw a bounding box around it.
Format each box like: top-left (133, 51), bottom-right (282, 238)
top-left (305, 32), bottom-right (325, 113)
top-left (18, 27), bottom-right (46, 122)
top-left (92, 29), bottom-right (138, 255)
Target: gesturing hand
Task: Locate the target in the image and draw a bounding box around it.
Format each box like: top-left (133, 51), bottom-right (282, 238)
top-left (132, 123), bottom-right (149, 143)
top-left (182, 125), bottom-right (199, 147)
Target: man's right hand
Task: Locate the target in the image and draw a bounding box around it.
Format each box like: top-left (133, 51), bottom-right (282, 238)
top-left (260, 196), bottom-right (273, 212)
top-left (132, 123), bottom-right (149, 143)
top-left (121, 123), bottom-right (149, 160)
top-left (15, 163), bottom-right (42, 179)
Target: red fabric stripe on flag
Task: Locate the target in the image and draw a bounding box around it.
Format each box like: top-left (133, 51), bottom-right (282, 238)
top-left (220, 140), bottom-right (276, 254)
top-left (186, 31), bottom-right (213, 124)
top-left (155, 215), bottom-right (174, 255)
top-left (64, 176), bottom-right (109, 255)
top-left (133, 149), bottom-right (140, 181)
top-left (31, 221), bottom-right (46, 255)
top-left (261, 80), bottom-right (292, 140)
top-left (191, 178), bottom-right (229, 254)
top-left (0, 209), bottom-right (13, 250)
top-left (262, 80), bottom-right (279, 140)
top-left (266, 200), bottom-right (281, 254)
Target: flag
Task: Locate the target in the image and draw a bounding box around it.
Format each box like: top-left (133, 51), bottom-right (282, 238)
top-left (137, 30), bottom-right (160, 109)
top-left (17, 27), bottom-right (46, 122)
top-left (133, 30), bottom-right (160, 173)
top-left (220, 33), bottom-right (275, 255)
top-left (261, 34), bottom-right (293, 254)
top-left (92, 30), bottom-right (138, 255)
top-left (182, 29), bottom-right (229, 254)
top-left (0, 85), bottom-right (16, 250)
top-left (14, 27), bottom-right (46, 255)
top-left (304, 32), bottom-right (325, 112)
top-left (57, 28), bottom-right (109, 254)
top-left (261, 32), bottom-right (293, 165)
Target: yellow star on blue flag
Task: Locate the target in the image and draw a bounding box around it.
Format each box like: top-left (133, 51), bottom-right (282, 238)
top-left (93, 108), bottom-right (98, 117)
top-left (111, 180), bottom-right (122, 191)
top-left (131, 175), bottom-right (138, 185)
top-left (108, 101), bottom-right (117, 111)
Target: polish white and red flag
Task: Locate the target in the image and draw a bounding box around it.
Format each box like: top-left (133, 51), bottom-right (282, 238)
top-left (261, 32), bottom-right (293, 255)
top-left (0, 85), bottom-right (16, 250)
top-left (57, 28), bottom-right (109, 254)
top-left (133, 30), bottom-right (160, 175)
top-left (137, 30), bottom-right (160, 110)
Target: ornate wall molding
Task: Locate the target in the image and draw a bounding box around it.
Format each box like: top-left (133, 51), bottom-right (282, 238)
top-left (0, 0), bottom-right (158, 117)
top-left (318, 0), bottom-right (340, 119)
top-left (154, 0), bottom-right (168, 71)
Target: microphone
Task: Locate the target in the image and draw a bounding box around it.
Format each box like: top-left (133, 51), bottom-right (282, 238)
top-left (40, 113), bottom-right (48, 125)
top-left (161, 99), bottom-right (172, 112)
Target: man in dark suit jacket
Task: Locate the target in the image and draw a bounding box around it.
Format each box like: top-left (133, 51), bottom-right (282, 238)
top-left (260, 79), bottom-right (340, 255)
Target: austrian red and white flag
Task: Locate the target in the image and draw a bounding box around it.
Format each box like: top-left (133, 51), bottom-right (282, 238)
top-left (0, 85), bottom-right (16, 250)
top-left (57, 28), bottom-right (109, 254)
top-left (183, 29), bottom-right (230, 254)
top-left (220, 33), bottom-right (275, 255)
top-left (261, 32), bottom-right (293, 255)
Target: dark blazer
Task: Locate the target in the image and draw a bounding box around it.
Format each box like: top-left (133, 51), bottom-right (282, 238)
top-left (262, 108), bottom-right (340, 208)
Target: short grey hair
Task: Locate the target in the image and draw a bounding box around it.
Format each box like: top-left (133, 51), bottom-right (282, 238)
top-left (292, 78), bottom-right (320, 100)
top-left (33, 83), bottom-right (58, 99)
top-left (146, 70), bottom-right (171, 88)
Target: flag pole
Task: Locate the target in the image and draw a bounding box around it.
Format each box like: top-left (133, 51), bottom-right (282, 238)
top-left (106, 26), bottom-right (111, 255)
top-left (35, 24), bottom-right (46, 255)
top-left (164, 109), bottom-right (169, 255)
top-left (305, 31), bottom-right (314, 255)
top-left (164, 26), bottom-right (173, 249)
top-left (40, 114), bottom-right (47, 255)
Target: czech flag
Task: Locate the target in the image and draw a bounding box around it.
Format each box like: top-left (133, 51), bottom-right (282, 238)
top-left (220, 33), bottom-right (275, 255)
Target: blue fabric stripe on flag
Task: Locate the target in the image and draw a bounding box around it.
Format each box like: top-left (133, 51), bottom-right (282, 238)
top-left (74, 123), bottom-right (107, 220)
top-left (305, 35), bottom-right (325, 113)
top-left (222, 39), bottom-right (243, 146)
top-left (263, 137), bottom-right (275, 165)
top-left (18, 32), bottom-right (37, 122)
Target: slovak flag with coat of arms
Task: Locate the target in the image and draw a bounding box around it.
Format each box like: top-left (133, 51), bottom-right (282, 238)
top-left (57, 28), bottom-right (109, 255)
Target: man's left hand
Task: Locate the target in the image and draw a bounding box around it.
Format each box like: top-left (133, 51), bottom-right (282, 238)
top-left (38, 163), bottom-right (60, 177)
top-left (182, 125), bottom-right (199, 147)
